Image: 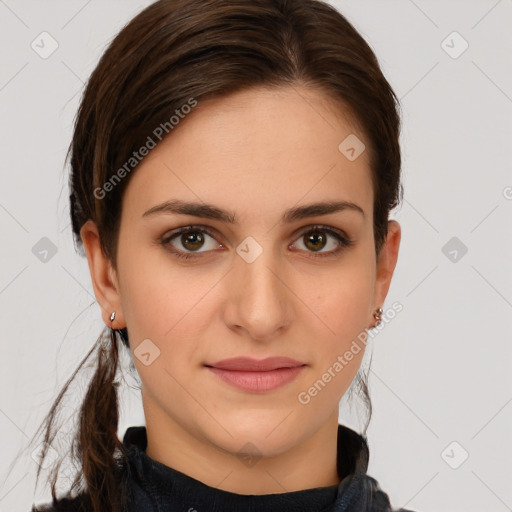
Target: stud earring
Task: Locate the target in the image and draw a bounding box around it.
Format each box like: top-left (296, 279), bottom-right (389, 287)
top-left (373, 307), bottom-right (383, 327)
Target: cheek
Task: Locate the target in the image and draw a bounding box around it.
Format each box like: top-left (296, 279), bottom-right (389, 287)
top-left (307, 255), bottom-right (375, 377)
top-left (118, 242), bottom-right (220, 358)
top-left (315, 257), bottom-right (375, 334)
top-left (119, 265), bottom-right (211, 392)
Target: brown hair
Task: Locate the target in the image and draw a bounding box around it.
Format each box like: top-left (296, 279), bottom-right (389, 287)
top-left (28, 0), bottom-right (402, 510)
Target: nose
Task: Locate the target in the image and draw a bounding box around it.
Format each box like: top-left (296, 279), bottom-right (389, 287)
top-left (223, 240), bottom-right (294, 342)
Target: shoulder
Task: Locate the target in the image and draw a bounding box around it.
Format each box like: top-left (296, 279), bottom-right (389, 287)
top-left (31, 492), bottom-right (89, 512)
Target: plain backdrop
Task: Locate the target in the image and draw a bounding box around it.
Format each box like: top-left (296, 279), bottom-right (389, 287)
top-left (1, 1), bottom-right (511, 511)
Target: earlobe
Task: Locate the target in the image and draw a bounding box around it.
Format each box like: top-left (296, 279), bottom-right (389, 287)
top-left (80, 220), bottom-right (125, 328)
top-left (372, 220), bottom-right (401, 318)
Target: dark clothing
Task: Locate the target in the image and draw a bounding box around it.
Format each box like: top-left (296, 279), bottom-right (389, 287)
top-left (32, 423), bottom-right (416, 512)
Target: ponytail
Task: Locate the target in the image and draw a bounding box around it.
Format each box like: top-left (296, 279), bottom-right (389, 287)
top-left (30, 328), bottom-right (130, 512)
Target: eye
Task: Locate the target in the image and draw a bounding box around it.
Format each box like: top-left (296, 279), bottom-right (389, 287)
top-left (160, 224), bottom-right (354, 261)
top-left (290, 225), bottom-right (354, 258)
top-left (160, 226), bottom-right (223, 260)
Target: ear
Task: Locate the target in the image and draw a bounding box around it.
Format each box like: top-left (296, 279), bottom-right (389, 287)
top-left (372, 220), bottom-right (401, 323)
top-left (80, 219), bottom-right (125, 329)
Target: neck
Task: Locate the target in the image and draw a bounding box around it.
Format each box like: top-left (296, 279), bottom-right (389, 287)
top-left (143, 399), bottom-right (340, 495)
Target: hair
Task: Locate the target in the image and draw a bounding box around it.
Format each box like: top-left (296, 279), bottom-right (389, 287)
top-left (28, 1), bottom-right (402, 510)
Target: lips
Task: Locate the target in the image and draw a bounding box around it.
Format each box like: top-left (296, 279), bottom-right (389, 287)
top-left (205, 356), bottom-right (305, 371)
top-left (204, 357), bottom-right (306, 392)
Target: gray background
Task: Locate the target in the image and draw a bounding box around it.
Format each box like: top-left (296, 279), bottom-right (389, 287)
top-left (1, 1), bottom-right (511, 511)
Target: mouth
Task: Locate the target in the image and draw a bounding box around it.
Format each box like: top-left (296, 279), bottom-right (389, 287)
top-left (204, 356), bottom-right (305, 371)
top-left (204, 357), bottom-right (306, 392)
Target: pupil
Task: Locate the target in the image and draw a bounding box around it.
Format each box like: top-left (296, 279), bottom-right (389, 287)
top-left (183, 232), bottom-right (204, 250)
top-left (306, 232), bottom-right (325, 252)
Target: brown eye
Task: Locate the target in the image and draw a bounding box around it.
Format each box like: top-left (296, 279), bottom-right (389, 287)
top-left (303, 231), bottom-right (328, 252)
top-left (161, 226), bottom-right (221, 260)
top-left (180, 231), bottom-right (206, 251)
top-left (291, 226), bottom-right (354, 258)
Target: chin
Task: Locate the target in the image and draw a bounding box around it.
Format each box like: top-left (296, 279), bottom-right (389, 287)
top-left (210, 421), bottom-right (299, 459)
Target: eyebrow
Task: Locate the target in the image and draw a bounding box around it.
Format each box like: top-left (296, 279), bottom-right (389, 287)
top-left (142, 199), bottom-right (365, 223)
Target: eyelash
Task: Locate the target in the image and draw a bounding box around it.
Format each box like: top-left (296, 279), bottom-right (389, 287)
top-left (160, 224), bottom-right (354, 261)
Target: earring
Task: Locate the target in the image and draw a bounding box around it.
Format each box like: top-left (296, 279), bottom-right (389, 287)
top-left (110, 311), bottom-right (129, 347)
top-left (373, 307), bottom-right (383, 327)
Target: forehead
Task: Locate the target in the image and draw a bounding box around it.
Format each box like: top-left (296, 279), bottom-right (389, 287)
top-left (122, 85), bottom-right (373, 223)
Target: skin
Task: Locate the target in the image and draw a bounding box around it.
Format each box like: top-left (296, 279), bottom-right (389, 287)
top-left (81, 85), bottom-right (401, 495)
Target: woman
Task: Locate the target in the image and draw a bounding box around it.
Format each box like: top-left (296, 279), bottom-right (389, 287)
top-left (29, 0), bottom-right (413, 510)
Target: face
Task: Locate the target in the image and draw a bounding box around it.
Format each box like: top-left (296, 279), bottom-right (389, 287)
top-left (82, 85), bottom-right (400, 467)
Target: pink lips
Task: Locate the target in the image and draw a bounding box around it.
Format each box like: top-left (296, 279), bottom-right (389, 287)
top-left (205, 357), bottom-right (306, 392)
